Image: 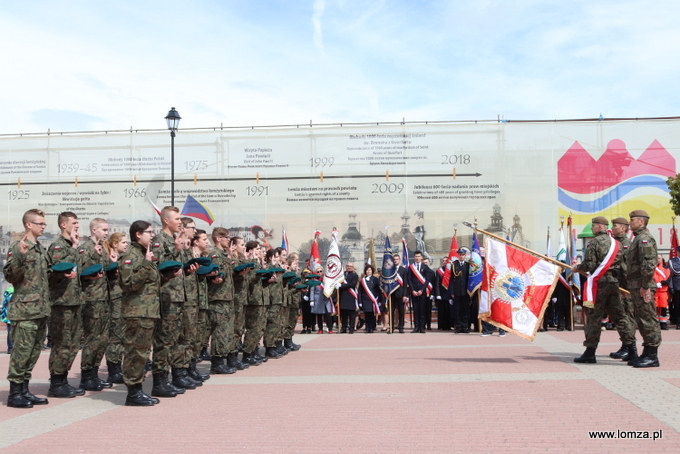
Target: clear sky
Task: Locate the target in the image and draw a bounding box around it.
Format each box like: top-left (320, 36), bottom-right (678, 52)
top-left (1, 0), bottom-right (679, 134)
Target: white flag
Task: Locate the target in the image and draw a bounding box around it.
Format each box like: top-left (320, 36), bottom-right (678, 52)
top-left (323, 238), bottom-right (345, 298)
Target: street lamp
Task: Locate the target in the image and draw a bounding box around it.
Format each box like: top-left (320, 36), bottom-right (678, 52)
top-left (165, 107), bottom-right (181, 206)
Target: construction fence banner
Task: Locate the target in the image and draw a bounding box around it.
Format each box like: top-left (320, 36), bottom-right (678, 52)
top-left (1, 119), bottom-right (678, 281)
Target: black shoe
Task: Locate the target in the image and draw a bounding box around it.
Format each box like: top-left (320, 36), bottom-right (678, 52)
top-left (227, 352), bottom-right (249, 371)
top-left (556, 326), bottom-right (565, 331)
top-left (275, 341), bottom-right (288, 355)
top-left (21, 380), bottom-right (48, 405)
top-left (660, 323), bottom-right (669, 330)
top-left (48, 374), bottom-right (76, 398)
top-left (144, 359), bottom-right (153, 372)
top-left (210, 356), bottom-right (237, 374)
top-left (241, 351), bottom-right (261, 366)
top-left (8, 381), bottom-right (34, 408)
top-left (632, 346), bottom-right (659, 368)
top-left (106, 361), bottom-right (124, 384)
top-left (151, 372), bottom-right (178, 397)
top-left (609, 343), bottom-right (628, 359)
top-left (172, 368), bottom-right (198, 389)
top-left (574, 347), bottom-right (597, 364)
top-left (198, 347), bottom-right (211, 362)
top-left (188, 359), bottom-right (210, 381)
top-left (125, 383), bottom-right (156, 406)
top-left (628, 346), bottom-right (646, 366)
top-left (93, 366), bottom-right (113, 389)
top-left (284, 339), bottom-right (301, 351)
top-left (79, 368), bottom-right (104, 392)
top-left (265, 347), bottom-right (282, 359)
top-left (399, 328), bottom-right (404, 334)
top-left (620, 343), bottom-right (638, 362)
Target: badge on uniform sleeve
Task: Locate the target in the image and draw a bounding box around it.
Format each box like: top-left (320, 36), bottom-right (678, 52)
top-left (153, 242), bottom-right (160, 248)
top-left (7, 251), bottom-right (12, 257)
top-left (642, 240), bottom-right (648, 244)
top-left (124, 260), bottom-right (132, 264)
top-left (79, 249), bottom-right (85, 254)
top-left (53, 246), bottom-right (61, 250)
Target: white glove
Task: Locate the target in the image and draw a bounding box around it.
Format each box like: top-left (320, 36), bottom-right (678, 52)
top-left (436, 296), bottom-right (441, 300)
top-left (551, 297), bottom-right (557, 303)
top-left (446, 263), bottom-right (452, 270)
top-left (449, 299), bottom-right (454, 305)
top-left (303, 296), bottom-right (309, 301)
top-left (335, 283), bottom-right (341, 289)
top-left (656, 282), bottom-right (662, 288)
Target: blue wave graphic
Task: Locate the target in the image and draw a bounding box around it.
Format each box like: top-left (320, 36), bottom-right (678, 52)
top-left (558, 175), bottom-right (669, 213)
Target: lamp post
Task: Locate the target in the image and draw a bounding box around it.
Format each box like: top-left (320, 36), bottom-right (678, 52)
top-left (165, 107), bottom-right (181, 206)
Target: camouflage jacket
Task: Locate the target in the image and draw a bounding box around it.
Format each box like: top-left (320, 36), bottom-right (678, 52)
top-left (626, 227), bottom-right (657, 290)
top-left (107, 262), bottom-right (123, 319)
top-left (576, 231), bottom-right (625, 285)
top-left (614, 234), bottom-right (632, 290)
top-left (79, 237), bottom-right (109, 302)
top-left (118, 242), bottom-right (160, 319)
top-left (232, 256), bottom-right (248, 311)
top-left (3, 239), bottom-right (51, 320)
top-left (268, 272), bottom-right (284, 306)
top-left (207, 247), bottom-right (234, 302)
top-left (152, 231), bottom-right (186, 303)
top-left (47, 235), bottom-right (82, 306)
top-left (246, 261), bottom-right (266, 306)
top-left (183, 249), bottom-right (199, 307)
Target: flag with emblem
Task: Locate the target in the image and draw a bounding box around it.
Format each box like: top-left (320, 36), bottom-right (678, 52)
top-left (479, 236), bottom-right (561, 341)
top-left (323, 229), bottom-right (344, 298)
top-left (308, 230), bottom-right (321, 270)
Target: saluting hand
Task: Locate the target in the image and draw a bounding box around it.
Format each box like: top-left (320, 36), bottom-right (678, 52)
top-left (94, 237), bottom-right (103, 255)
top-left (18, 234), bottom-right (29, 255)
top-left (70, 227), bottom-right (80, 248)
top-left (145, 244), bottom-right (154, 262)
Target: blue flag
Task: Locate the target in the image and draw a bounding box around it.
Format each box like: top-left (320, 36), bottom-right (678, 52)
top-left (380, 236), bottom-right (399, 298)
top-left (467, 231), bottom-right (483, 296)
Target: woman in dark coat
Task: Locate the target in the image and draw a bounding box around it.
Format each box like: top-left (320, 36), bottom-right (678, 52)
top-left (358, 264), bottom-right (383, 333)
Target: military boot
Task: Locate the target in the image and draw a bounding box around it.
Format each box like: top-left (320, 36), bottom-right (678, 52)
top-left (93, 366), bottom-right (113, 389)
top-left (106, 361), bottom-right (124, 384)
top-left (275, 340), bottom-right (288, 355)
top-left (265, 346), bottom-right (281, 359)
top-left (573, 347), bottom-right (597, 364)
top-left (227, 352), bottom-right (249, 370)
top-left (151, 372), bottom-right (178, 398)
top-left (171, 368), bottom-right (198, 389)
top-left (210, 356), bottom-right (237, 374)
top-left (609, 343), bottom-right (627, 359)
top-left (125, 383), bottom-right (155, 406)
top-left (619, 343), bottom-right (638, 362)
top-left (188, 359), bottom-right (210, 382)
top-left (253, 347), bottom-right (268, 363)
top-left (7, 381), bottom-right (33, 408)
top-left (79, 368), bottom-right (104, 392)
top-left (198, 347), bottom-right (211, 362)
top-left (22, 381), bottom-right (48, 405)
top-left (628, 346), bottom-right (647, 366)
top-left (48, 374), bottom-right (76, 398)
top-left (284, 338), bottom-right (301, 351)
top-left (632, 346), bottom-right (660, 368)
top-left (241, 351), bottom-right (261, 366)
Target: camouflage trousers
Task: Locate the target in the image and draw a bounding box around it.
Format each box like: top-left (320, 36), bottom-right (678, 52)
top-left (195, 309), bottom-right (210, 357)
top-left (283, 302), bottom-right (299, 340)
top-left (243, 305), bottom-right (266, 354)
top-left (207, 301), bottom-right (233, 357)
top-left (631, 287), bottom-right (662, 348)
top-left (174, 304), bottom-right (197, 367)
top-left (105, 315), bottom-right (125, 364)
top-left (123, 317), bottom-right (155, 385)
top-left (7, 318), bottom-right (47, 383)
top-left (263, 304), bottom-right (282, 348)
top-left (583, 282), bottom-right (636, 349)
top-left (230, 304), bottom-right (246, 353)
top-left (81, 300), bottom-right (110, 370)
top-left (48, 305), bottom-right (83, 376)
top-left (152, 301), bottom-right (182, 374)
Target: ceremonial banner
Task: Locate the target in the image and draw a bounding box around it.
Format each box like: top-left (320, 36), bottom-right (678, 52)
top-left (479, 236), bottom-right (560, 341)
top-left (671, 225), bottom-right (678, 260)
top-left (467, 232), bottom-right (483, 296)
top-left (323, 234), bottom-right (345, 298)
top-left (441, 233), bottom-right (459, 290)
top-left (308, 230), bottom-right (321, 270)
top-left (556, 227), bottom-right (571, 290)
top-left (380, 235), bottom-right (399, 298)
top-left (181, 195), bottom-right (215, 225)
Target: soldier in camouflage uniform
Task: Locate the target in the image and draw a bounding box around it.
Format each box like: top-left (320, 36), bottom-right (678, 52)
top-left (118, 220), bottom-right (162, 406)
top-left (191, 230), bottom-right (212, 363)
top-left (151, 206), bottom-right (196, 394)
top-left (609, 217), bottom-right (639, 361)
top-left (79, 218), bottom-right (113, 391)
top-left (573, 216), bottom-right (635, 364)
top-left (283, 252), bottom-right (302, 351)
top-left (229, 236), bottom-right (250, 370)
top-left (263, 248), bottom-right (286, 358)
top-left (104, 232), bottom-right (129, 384)
top-left (47, 211), bottom-right (85, 398)
top-left (4, 209), bottom-right (51, 408)
top-left (207, 227), bottom-right (237, 374)
top-left (241, 241), bottom-right (268, 365)
top-left (626, 210), bottom-right (662, 368)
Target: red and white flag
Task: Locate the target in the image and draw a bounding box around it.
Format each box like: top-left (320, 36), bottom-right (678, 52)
top-left (441, 234), bottom-right (459, 289)
top-left (479, 236), bottom-right (560, 341)
top-left (308, 230), bottom-right (321, 270)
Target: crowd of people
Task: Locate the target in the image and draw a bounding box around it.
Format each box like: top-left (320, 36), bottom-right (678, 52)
top-left (3, 207), bottom-right (674, 409)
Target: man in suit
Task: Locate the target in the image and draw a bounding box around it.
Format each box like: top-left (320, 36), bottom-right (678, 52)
top-left (390, 254), bottom-right (409, 333)
top-left (338, 263), bottom-right (359, 333)
top-left (450, 248), bottom-right (471, 333)
top-left (422, 258), bottom-right (436, 330)
top-left (407, 251), bottom-right (431, 333)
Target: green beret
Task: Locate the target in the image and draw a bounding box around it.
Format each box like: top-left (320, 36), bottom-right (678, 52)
top-left (591, 216), bottom-right (609, 226)
top-left (295, 284), bottom-right (309, 289)
top-left (306, 273), bottom-right (321, 279)
top-left (184, 257), bottom-right (212, 269)
top-left (234, 263), bottom-right (254, 272)
top-left (197, 263), bottom-right (219, 275)
top-left (81, 264), bottom-right (103, 277)
top-left (256, 269), bottom-right (274, 275)
top-left (207, 271), bottom-right (225, 281)
top-left (629, 209), bottom-right (650, 219)
top-left (268, 267), bottom-right (285, 273)
top-left (290, 276), bottom-right (301, 285)
top-left (51, 262), bottom-right (77, 273)
top-left (282, 271), bottom-right (297, 280)
top-left (611, 217), bottom-right (629, 226)
top-left (158, 261), bottom-right (183, 272)
top-left (105, 262), bottom-right (118, 273)
top-left (306, 279), bottom-right (322, 287)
